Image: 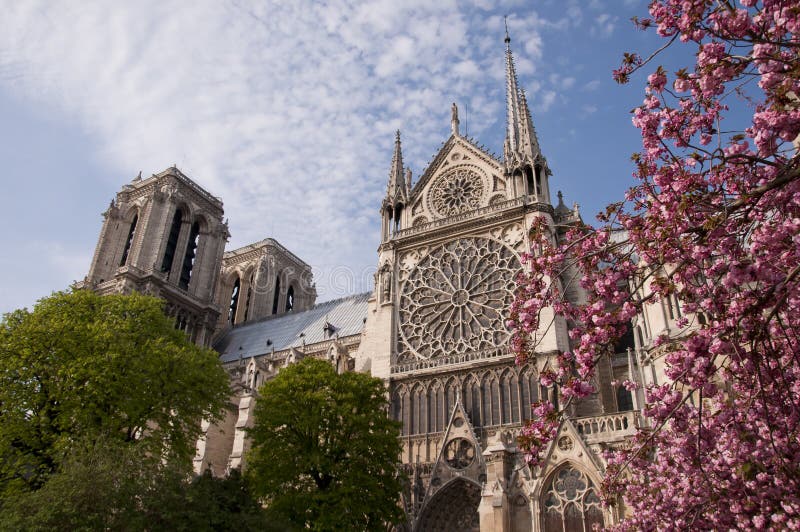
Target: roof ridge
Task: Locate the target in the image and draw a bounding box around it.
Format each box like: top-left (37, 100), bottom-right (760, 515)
top-left (227, 291), bottom-right (371, 330)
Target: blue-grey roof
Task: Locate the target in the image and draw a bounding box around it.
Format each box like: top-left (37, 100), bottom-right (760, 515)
top-left (216, 292), bottom-right (371, 363)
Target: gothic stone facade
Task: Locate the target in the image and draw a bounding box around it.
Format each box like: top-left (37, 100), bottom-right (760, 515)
top-left (81, 34), bottom-right (682, 532)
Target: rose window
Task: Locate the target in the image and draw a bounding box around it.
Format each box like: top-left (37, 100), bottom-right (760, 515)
top-left (429, 168), bottom-right (484, 217)
top-left (398, 237), bottom-right (520, 362)
top-left (444, 438), bottom-right (475, 470)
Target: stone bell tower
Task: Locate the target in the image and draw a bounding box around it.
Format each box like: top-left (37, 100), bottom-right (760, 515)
top-left (82, 166), bottom-right (229, 346)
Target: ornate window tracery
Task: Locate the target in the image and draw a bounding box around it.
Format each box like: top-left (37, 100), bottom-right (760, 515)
top-left (542, 466), bottom-right (604, 532)
top-left (428, 167), bottom-right (485, 218)
top-left (391, 364), bottom-right (537, 436)
top-left (398, 237), bottom-right (520, 363)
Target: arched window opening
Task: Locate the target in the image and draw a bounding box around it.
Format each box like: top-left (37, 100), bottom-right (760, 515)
top-left (434, 385), bottom-right (444, 432)
top-left (415, 387), bottom-right (426, 435)
top-left (285, 285), bottom-right (295, 312)
top-left (534, 165), bottom-right (543, 197)
top-left (160, 209), bottom-right (183, 272)
top-left (542, 466), bottom-right (604, 532)
top-left (178, 221), bottom-right (200, 290)
top-left (243, 273), bottom-right (253, 322)
top-left (392, 391), bottom-right (404, 433)
top-left (401, 391), bottom-right (411, 436)
top-left (394, 204), bottom-right (403, 233)
top-left (617, 386), bottom-right (634, 412)
top-left (520, 368), bottom-right (539, 421)
top-left (697, 312), bottom-right (707, 325)
top-left (175, 313), bottom-right (188, 331)
top-left (464, 379), bottom-right (481, 428)
top-left (500, 371), bottom-right (521, 424)
top-left (482, 375), bottom-right (501, 427)
top-left (228, 277), bottom-right (241, 324)
top-left (614, 322), bottom-right (636, 354)
top-left (513, 169), bottom-right (524, 195)
top-left (445, 380), bottom-right (457, 424)
top-left (271, 274), bottom-right (281, 315)
top-left (119, 214), bottom-right (138, 266)
top-left (524, 166), bottom-right (535, 196)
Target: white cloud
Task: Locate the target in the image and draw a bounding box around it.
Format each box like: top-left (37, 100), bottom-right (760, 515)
top-left (534, 90), bottom-right (557, 113)
top-left (0, 0), bottom-right (549, 301)
top-left (583, 79), bottom-right (602, 91)
top-left (591, 13), bottom-right (618, 38)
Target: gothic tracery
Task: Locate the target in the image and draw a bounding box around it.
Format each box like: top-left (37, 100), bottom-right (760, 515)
top-left (398, 237), bottom-right (520, 362)
top-left (429, 167), bottom-right (485, 217)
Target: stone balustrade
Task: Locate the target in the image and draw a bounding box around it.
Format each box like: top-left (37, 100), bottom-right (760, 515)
top-left (572, 411), bottom-right (641, 444)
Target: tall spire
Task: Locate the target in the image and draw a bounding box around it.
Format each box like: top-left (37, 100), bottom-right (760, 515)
top-left (503, 20), bottom-right (551, 205)
top-left (504, 20), bottom-right (543, 165)
top-left (387, 130), bottom-right (406, 201)
top-left (505, 17), bottom-right (523, 155)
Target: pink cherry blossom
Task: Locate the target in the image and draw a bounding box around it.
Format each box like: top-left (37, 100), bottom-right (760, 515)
top-left (510, 1), bottom-right (800, 528)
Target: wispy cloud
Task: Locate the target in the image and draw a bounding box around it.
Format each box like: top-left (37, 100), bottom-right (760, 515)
top-left (0, 1), bottom-right (550, 300)
top-left (591, 13), bottom-right (618, 38)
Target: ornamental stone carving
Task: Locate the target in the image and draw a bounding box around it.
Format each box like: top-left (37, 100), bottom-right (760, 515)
top-left (428, 167), bottom-right (485, 218)
top-left (397, 237), bottom-right (520, 362)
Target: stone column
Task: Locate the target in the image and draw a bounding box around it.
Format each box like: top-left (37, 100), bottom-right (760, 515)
top-left (478, 438), bottom-right (515, 532)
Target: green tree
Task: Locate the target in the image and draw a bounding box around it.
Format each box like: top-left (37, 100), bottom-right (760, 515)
top-left (0, 289), bottom-right (229, 498)
top-left (0, 436), bottom-right (273, 532)
top-left (247, 357), bottom-right (405, 531)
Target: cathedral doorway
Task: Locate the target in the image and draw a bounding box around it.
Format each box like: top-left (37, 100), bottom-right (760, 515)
top-left (415, 478), bottom-right (481, 532)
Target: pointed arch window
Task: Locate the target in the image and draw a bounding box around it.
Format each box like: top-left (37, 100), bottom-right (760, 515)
top-left (243, 271), bottom-right (254, 322)
top-left (120, 214), bottom-right (138, 266)
top-left (427, 383), bottom-right (444, 433)
top-left (392, 391), bottom-right (403, 430)
top-left (482, 374), bottom-right (500, 427)
top-left (178, 221), bottom-right (200, 290)
top-left (542, 466), bottom-right (604, 531)
top-left (525, 166), bottom-right (535, 196)
top-left (161, 209), bottom-right (183, 272)
top-left (464, 378), bottom-right (481, 428)
top-left (228, 277), bottom-right (241, 324)
top-left (409, 385), bottom-right (426, 435)
top-left (445, 380), bottom-right (457, 425)
top-left (617, 386), bottom-right (634, 412)
top-left (285, 285), bottom-right (295, 312)
top-left (534, 164), bottom-right (543, 197)
top-left (520, 366), bottom-right (539, 421)
top-left (394, 204), bottom-right (403, 234)
top-left (500, 371), bottom-right (520, 424)
top-left (272, 274), bottom-right (281, 315)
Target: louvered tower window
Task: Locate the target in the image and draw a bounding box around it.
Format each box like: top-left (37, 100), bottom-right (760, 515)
top-left (119, 215), bottom-right (138, 266)
top-left (178, 221), bottom-right (200, 289)
top-left (161, 209), bottom-right (183, 272)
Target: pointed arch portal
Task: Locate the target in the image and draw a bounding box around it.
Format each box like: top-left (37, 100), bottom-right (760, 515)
top-left (416, 478), bottom-right (480, 532)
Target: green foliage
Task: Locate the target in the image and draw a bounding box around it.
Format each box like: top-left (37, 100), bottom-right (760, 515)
top-left (247, 357), bottom-right (405, 531)
top-left (0, 436), bottom-right (272, 531)
top-left (0, 289), bottom-right (229, 497)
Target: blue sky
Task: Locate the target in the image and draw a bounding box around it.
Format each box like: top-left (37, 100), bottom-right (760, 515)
top-left (0, 0), bottom-right (664, 314)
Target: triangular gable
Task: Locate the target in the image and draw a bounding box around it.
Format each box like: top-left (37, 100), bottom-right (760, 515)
top-left (532, 417), bottom-right (606, 501)
top-left (419, 393), bottom-right (486, 510)
top-left (410, 135), bottom-right (504, 202)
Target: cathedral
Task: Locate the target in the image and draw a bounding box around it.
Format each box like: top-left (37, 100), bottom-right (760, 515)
top-left (80, 31), bottom-right (675, 532)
